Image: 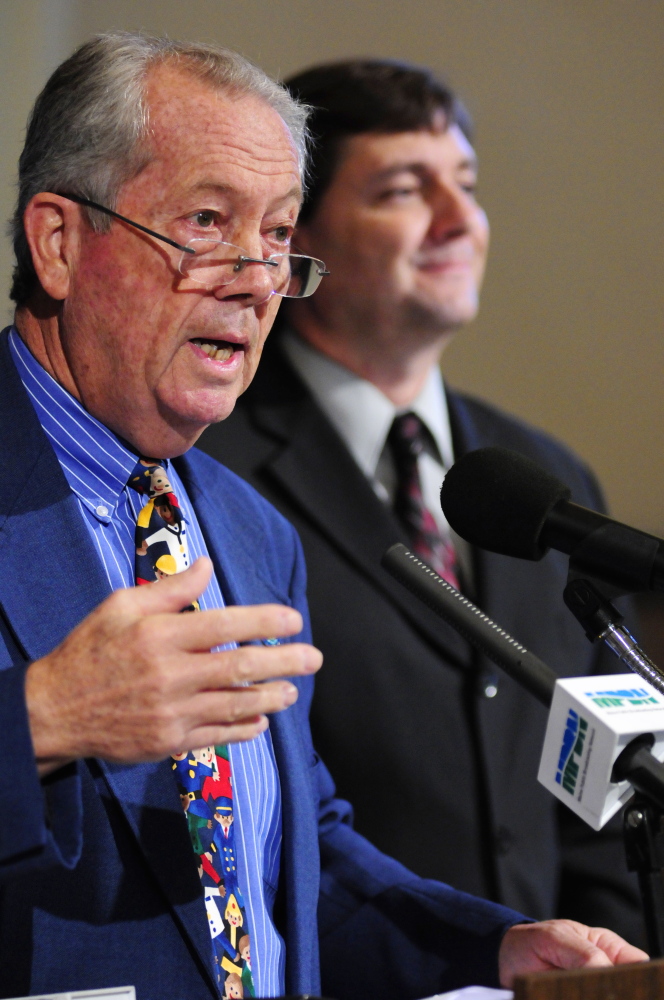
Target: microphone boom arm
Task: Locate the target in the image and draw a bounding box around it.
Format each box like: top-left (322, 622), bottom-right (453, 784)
top-left (381, 542), bottom-right (556, 706)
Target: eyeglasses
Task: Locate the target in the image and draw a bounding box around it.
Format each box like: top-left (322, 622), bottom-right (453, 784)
top-left (59, 193), bottom-right (330, 299)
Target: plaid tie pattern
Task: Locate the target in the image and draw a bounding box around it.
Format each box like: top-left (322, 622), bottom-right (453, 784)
top-left (128, 458), bottom-right (256, 998)
top-left (387, 413), bottom-right (460, 590)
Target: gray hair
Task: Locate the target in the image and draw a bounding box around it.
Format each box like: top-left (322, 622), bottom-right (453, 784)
top-left (10, 31), bottom-right (309, 305)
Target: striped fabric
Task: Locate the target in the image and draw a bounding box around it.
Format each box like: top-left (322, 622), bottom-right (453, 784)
top-left (9, 328), bottom-right (285, 996)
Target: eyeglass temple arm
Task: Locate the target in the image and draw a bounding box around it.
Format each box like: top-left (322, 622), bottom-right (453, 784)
top-left (57, 193), bottom-right (195, 255)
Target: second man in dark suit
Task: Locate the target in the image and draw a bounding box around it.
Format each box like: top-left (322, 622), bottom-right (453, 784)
top-left (199, 59), bottom-right (644, 943)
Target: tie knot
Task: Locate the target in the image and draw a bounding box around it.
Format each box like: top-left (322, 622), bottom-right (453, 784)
top-left (388, 412), bottom-right (428, 459)
top-left (128, 457), bottom-right (171, 497)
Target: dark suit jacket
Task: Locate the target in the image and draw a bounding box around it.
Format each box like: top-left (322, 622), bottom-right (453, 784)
top-left (199, 331), bottom-right (644, 945)
top-left (0, 329), bottom-right (523, 1000)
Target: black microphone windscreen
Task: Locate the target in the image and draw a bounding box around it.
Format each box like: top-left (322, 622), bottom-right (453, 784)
top-left (441, 446), bottom-right (572, 560)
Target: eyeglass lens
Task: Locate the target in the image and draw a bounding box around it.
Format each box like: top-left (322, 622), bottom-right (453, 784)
top-left (179, 240), bottom-right (327, 298)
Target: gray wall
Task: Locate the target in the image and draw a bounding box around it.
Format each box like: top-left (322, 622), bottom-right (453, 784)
top-left (1, 0), bottom-right (663, 536)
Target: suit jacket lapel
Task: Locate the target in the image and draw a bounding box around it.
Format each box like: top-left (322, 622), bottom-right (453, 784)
top-left (98, 757), bottom-right (220, 993)
top-left (0, 332), bottom-right (111, 662)
top-left (242, 344), bottom-right (472, 669)
top-left (265, 706), bottom-right (321, 995)
top-left (446, 388), bottom-right (505, 609)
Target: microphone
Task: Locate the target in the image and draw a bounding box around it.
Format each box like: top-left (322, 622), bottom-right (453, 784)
top-left (440, 446), bottom-right (664, 593)
top-left (381, 542), bottom-right (664, 831)
top-left (382, 542), bottom-right (556, 707)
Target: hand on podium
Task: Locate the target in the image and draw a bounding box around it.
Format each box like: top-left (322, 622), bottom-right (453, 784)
top-left (499, 920), bottom-right (649, 987)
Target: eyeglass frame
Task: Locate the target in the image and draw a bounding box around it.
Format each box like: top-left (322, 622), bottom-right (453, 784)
top-left (57, 192), bottom-right (330, 289)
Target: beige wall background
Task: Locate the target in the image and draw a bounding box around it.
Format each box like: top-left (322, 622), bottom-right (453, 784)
top-left (1, 0), bottom-right (663, 536)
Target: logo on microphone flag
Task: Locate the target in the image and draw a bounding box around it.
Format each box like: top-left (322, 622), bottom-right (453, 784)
top-left (539, 674), bottom-right (664, 830)
top-left (555, 709), bottom-right (589, 796)
top-left (585, 687), bottom-right (661, 710)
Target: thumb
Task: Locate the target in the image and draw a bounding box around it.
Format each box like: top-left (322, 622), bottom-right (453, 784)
top-left (130, 556), bottom-right (213, 615)
top-left (546, 930), bottom-right (613, 973)
top-left (570, 942), bottom-right (614, 971)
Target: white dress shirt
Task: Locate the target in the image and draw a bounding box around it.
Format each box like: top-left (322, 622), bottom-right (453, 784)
top-left (281, 329), bottom-right (473, 586)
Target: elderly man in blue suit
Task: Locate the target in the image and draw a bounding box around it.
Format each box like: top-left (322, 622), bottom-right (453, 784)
top-left (0, 31), bottom-right (646, 1000)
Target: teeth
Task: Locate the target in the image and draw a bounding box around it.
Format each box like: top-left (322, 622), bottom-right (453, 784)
top-left (192, 338), bottom-right (235, 361)
top-left (212, 346), bottom-right (233, 361)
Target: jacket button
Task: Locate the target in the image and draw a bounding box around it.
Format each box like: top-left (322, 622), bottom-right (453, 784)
top-left (481, 674), bottom-right (499, 698)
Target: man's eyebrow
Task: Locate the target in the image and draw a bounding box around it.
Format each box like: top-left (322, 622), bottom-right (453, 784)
top-left (370, 157), bottom-right (478, 181)
top-left (278, 184), bottom-right (304, 209)
top-left (189, 181), bottom-right (303, 207)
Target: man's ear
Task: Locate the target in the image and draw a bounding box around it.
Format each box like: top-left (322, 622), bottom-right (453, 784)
top-left (22, 193), bottom-right (81, 301)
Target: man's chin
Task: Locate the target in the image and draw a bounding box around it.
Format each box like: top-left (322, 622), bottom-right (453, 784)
top-left (175, 382), bottom-right (244, 420)
top-left (401, 295), bottom-right (478, 334)
top-left (146, 388), bottom-right (242, 456)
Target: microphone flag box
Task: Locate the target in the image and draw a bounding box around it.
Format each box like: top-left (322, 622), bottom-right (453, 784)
top-left (538, 674), bottom-right (664, 830)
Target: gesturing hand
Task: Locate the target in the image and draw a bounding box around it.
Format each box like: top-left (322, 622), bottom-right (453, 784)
top-left (25, 557), bottom-right (322, 774)
top-left (499, 919), bottom-right (649, 987)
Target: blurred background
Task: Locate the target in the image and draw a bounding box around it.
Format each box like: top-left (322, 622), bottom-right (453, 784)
top-left (1, 1), bottom-right (662, 645)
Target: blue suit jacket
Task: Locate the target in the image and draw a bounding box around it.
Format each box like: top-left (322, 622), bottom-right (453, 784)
top-left (0, 330), bottom-right (523, 1000)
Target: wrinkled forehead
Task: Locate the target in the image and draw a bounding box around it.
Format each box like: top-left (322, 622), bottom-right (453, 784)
top-left (140, 63), bottom-right (302, 190)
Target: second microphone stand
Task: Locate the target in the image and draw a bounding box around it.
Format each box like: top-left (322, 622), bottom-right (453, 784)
top-left (564, 575), bottom-right (664, 957)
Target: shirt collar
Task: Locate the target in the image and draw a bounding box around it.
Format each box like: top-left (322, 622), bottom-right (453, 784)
top-left (281, 329), bottom-right (454, 478)
top-left (9, 328), bottom-right (145, 521)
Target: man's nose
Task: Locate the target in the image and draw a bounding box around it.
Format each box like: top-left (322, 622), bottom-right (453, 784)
top-left (428, 183), bottom-right (474, 241)
top-left (214, 248), bottom-right (276, 304)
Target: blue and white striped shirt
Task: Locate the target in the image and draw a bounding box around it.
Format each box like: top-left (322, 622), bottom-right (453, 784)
top-left (9, 328), bottom-right (285, 996)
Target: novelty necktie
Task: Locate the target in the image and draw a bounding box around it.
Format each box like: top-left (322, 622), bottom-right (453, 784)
top-left (128, 458), bottom-right (256, 997)
top-left (387, 413), bottom-right (460, 590)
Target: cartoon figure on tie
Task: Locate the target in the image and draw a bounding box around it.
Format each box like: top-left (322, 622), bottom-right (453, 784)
top-left (128, 458), bottom-right (199, 610)
top-left (211, 797), bottom-right (239, 893)
top-left (202, 746), bottom-right (233, 802)
top-left (224, 893), bottom-right (245, 952)
top-left (170, 742), bottom-right (255, 995)
top-left (238, 935), bottom-right (254, 997)
top-left (154, 553), bottom-right (177, 580)
top-left (192, 745), bottom-right (216, 773)
top-left (224, 972), bottom-right (244, 999)
top-left (171, 750), bottom-right (214, 854)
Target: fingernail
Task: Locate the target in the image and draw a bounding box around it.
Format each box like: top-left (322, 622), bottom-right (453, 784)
top-left (304, 649), bottom-right (323, 673)
top-left (283, 682), bottom-right (298, 706)
top-left (279, 608), bottom-right (301, 629)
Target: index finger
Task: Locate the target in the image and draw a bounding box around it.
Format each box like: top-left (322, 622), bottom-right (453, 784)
top-left (152, 603), bottom-right (304, 651)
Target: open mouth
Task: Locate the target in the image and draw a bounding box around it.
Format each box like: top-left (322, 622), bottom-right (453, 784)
top-left (190, 337), bottom-right (242, 362)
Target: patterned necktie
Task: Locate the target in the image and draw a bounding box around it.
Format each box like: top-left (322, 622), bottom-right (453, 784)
top-left (387, 413), bottom-right (460, 590)
top-left (128, 458), bottom-right (256, 998)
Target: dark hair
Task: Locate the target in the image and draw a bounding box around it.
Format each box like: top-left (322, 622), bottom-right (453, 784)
top-left (284, 58), bottom-right (473, 222)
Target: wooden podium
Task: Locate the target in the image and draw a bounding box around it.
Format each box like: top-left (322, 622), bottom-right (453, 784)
top-left (514, 958), bottom-right (664, 999)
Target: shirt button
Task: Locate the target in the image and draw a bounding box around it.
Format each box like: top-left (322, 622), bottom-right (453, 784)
top-left (483, 681), bottom-right (499, 699)
top-left (96, 505), bottom-right (109, 517)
